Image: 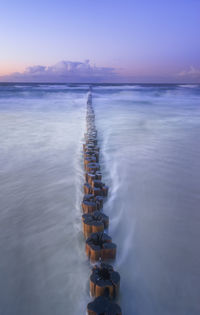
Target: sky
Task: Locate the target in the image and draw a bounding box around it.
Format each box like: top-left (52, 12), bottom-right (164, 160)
top-left (0, 0), bottom-right (199, 83)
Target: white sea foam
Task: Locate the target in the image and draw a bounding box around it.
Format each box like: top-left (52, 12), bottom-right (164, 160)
top-left (178, 84), bottom-right (200, 88)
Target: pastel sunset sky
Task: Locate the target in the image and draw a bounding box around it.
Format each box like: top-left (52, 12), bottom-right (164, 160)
top-left (0, 0), bottom-right (199, 83)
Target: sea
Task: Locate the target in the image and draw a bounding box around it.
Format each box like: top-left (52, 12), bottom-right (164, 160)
top-left (0, 83), bottom-right (200, 315)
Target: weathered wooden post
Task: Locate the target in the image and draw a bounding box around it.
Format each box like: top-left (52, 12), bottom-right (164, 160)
top-left (82, 211), bottom-right (109, 238)
top-left (87, 296), bottom-right (122, 315)
top-left (90, 263), bottom-right (120, 299)
top-left (82, 90), bottom-right (121, 314)
top-left (86, 232), bottom-right (117, 262)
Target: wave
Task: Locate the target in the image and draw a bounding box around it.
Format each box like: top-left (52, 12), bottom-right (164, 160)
top-left (178, 84), bottom-right (200, 88)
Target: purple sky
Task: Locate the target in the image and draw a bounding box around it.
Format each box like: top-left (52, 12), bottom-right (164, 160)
top-left (0, 0), bottom-right (199, 83)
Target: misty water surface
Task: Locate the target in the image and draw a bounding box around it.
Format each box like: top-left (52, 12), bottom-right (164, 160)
top-left (0, 83), bottom-right (200, 315)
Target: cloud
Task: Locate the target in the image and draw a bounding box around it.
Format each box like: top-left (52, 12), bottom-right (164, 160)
top-left (0, 60), bottom-right (118, 83)
top-left (178, 66), bottom-right (200, 78)
top-left (1, 61), bottom-right (200, 83)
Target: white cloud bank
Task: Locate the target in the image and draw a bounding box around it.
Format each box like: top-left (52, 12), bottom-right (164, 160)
top-left (0, 60), bottom-right (118, 83)
top-left (178, 66), bottom-right (200, 78)
top-left (1, 60), bottom-right (200, 83)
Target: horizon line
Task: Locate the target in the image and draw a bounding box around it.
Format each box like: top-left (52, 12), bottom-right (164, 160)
top-left (0, 81), bottom-right (199, 85)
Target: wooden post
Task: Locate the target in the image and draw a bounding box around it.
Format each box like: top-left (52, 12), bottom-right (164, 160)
top-left (90, 263), bottom-right (120, 299)
top-left (87, 296), bottom-right (122, 315)
top-left (86, 232), bottom-right (117, 262)
top-left (82, 211), bottom-right (109, 238)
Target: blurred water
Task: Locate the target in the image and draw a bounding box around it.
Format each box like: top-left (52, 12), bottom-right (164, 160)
top-left (0, 83), bottom-right (200, 315)
top-left (0, 84), bottom-right (90, 315)
top-left (93, 84), bottom-right (200, 315)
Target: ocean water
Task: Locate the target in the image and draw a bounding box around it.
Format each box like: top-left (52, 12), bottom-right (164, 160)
top-left (0, 83), bottom-right (200, 315)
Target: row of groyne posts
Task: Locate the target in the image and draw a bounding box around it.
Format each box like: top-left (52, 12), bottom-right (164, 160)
top-left (82, 89), bottom-right (122, 315)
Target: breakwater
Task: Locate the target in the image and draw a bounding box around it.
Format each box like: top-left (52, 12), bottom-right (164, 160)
top-left (82, 90), bottom-right (122, 314)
